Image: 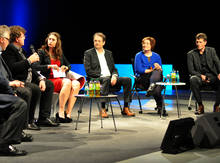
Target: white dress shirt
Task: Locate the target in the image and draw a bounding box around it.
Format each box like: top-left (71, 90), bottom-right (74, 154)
top-left (96, 49), bottom-right (111, 77)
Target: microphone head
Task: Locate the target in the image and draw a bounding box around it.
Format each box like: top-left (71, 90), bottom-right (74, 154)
top-left (30, 44), bottom-right (35, 53)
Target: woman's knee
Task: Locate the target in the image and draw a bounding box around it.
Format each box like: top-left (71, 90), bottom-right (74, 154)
top-left (151, 70), bottom-right (162, 81)
top-left (62, 78), bottom-right (72, 87)
top-left (72, 80), bottom-right (80, 90)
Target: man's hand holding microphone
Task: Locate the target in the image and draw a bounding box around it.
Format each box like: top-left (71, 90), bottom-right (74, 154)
top-left (28, 44), bottom-right (39, 64)
top-left (28, 52), bottom-right (39, 64)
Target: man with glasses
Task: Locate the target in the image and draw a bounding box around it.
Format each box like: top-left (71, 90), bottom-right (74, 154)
top-left (0, 25), bottom-right (28, 156)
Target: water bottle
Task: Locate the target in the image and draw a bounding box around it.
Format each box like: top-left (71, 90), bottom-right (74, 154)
top-left (95, 78), bottom-right (101, 97)
top-left (176, 70), bottom-right (180, 83)
top-left (171, 70), bottom-right (176, 83)
top-left (84, 81), bottom-right (89, 95)
top-left (89, 79), bottom-right (94, 97)
top-left (93, 79), bottom-right (97, 96)
top-left (166, 74), bottom-right (170, 83)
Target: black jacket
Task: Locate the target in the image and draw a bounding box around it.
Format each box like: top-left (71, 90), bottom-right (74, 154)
top-left (32, 49), bottom-right (71, 78)
top-left (0, 71), bottom-right (18, 109)
top-left (187, 47), bottom-right (220, 77)
top-left (83, 48), bottom-right (118, 78)
top-left (2, 43), bottom-right (41, 82)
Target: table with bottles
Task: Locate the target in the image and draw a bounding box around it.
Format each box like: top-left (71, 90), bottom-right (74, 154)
top-left (75, 79), bottom-right (118, 133)
top-left (156, 70), bottom-right (186, 118)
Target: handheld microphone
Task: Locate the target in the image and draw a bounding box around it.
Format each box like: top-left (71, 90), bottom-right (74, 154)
top-left (30, 44), bottom-right (36, 54)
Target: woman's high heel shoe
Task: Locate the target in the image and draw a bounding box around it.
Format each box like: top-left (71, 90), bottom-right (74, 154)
top-left (64, 111), bottom-right (73, 123)
top-left (55, 113), bottom-right (67, 123)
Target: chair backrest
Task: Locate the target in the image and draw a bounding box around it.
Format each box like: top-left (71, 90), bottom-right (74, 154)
top-left (131, 58), bottom-right (135, 74)
top-left (131, 58), bottom-right (147, 90)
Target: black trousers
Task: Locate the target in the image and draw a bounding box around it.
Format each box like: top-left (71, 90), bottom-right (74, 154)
top-left (190, 75), bottom-right (220, 104)
top-left (16, 79), bottom-right (54, 123)
top-left (0, 98), bottom-right (27, 146)
top-left (138, 70), bottom-right (163, 107)
top-left (100, 76), bottom-right (132, 103)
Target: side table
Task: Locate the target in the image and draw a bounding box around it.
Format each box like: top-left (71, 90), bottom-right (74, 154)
top-left (74, 94), bottom-right (118, 133)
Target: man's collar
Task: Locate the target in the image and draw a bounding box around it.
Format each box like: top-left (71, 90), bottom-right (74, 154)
top-left (95, 48), bottom-right (105, 54)
top-left (11, 43), bottom-right (21, 51)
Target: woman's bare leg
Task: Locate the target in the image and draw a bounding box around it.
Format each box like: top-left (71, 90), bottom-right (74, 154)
top-left (58, 78), bottom-right (71, 118)
top-left (65, 80), bottom-right (80, 118)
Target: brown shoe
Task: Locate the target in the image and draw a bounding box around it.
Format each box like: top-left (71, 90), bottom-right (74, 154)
top-left (214, 105), bottom-right (220, 112)
top-left (122, 107), bottom-right (135, 116)
top-left (195, 104), bottom-right (204, 115)
top-left (100, 109), bottom-right (109, 118)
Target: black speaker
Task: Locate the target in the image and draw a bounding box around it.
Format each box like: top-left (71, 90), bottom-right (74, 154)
top-left (160, 117), bottom-right (195, 154)
top-left (192, 112), bottom-right (220, 148)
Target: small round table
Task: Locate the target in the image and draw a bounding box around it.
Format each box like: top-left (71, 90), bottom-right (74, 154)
top-left (74, 94), bottom-right (118, 133)
top-left (156, 82), bottom-right (186, 118)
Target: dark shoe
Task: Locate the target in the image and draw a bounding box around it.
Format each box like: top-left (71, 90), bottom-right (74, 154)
top-left (56, 113), bottom-right (68, 123)
top-left (162, 109), bottom-right (168, 116)
top-left (157, 106), bottom-right (168, 116)
top-left (195, 104), bottom-right (204, 115)
top-left (0, 145), bottom-right (27, 156)
top-left (157, 106), bottom-right (162, 114)
top-left (145, 83), bottom-right (156, 97)
top-left (37, 118), bottom-right (60, 127)
top-left (27, 122), bottom-right (41, 130)
top-left (64, 111), bottom-right (73, 123)
top-left (213, 105), bottom-right (220, 112)
top-left (21, 132), bottom-right (33, 142)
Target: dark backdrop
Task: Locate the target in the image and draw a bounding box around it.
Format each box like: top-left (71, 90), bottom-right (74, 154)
top-left (1, 0), bottom-right (220, 89)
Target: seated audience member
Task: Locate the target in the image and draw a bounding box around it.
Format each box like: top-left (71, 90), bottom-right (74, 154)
top-left (187, 33), bottom-right (220, 115)
top-left (0, 24), bottom-right (28, 156)
top-left (0, 25), bottom-right (39, 131)
top-left (134, 36), bottom-right (167, 115)
top-left (33, 32), bottom-right (80, 123)
top-left (83, 32), bottom-right (135, 118)
top-left (2, 25), bottom-right (59, 127)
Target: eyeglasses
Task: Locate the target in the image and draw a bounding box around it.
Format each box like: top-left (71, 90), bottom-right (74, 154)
top-left (3, 37), bottom-right (10, 41)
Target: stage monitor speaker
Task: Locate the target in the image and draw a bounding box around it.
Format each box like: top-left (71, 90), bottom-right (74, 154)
top-left (191, 112), bottom-right (220, 148)
top-left (160, 117), bottom-right (195, 154)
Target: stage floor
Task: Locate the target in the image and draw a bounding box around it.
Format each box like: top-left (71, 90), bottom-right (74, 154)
top-left (1, 90), bottom-right (220, 163)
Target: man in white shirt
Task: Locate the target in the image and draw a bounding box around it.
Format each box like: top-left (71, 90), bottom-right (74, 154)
top-left (84, 32), bottom-right (135, 117)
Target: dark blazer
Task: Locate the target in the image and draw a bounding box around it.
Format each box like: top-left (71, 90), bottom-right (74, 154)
top-left (83, 48), bottom-right (118, 78)
top-left (187, 47), bottom-right (220, 77)
top-left (2, 43), bottom-right (40, 82)
top-left (32, 49), bottom-right (71, 78)
top-left (0, 71), bottom-right (14, 95)
top-left (0, 72), bottom-right (18, 109)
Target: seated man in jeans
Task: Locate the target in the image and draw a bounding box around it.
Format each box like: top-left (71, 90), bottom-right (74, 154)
top-left (187, 33), bottom-right (220, 115)
top-left (83, 32), bottom-right (135, 118)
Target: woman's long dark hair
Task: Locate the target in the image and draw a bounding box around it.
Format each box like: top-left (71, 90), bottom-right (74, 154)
top-left (41, 32), bottom-right (63, 59)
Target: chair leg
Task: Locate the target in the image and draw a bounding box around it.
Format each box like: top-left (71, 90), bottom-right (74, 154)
top-left (136, 91), bottom-right (143, 114)
top-left (51, 93), bottom-right (59, 117)
top-left (115, 97), bottom-right (123, 113)
top-left (195, 101), bottom-right (198, 111)
top-left (188, 91), bottom-right (193, 110)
